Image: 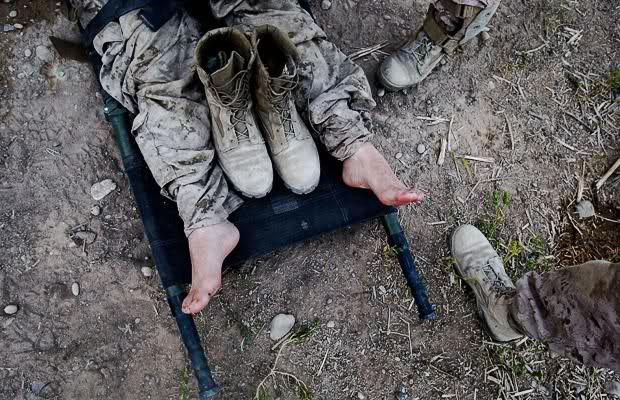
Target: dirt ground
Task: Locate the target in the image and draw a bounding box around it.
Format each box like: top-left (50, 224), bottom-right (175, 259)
top-left (1, 0), bottom-right (619, 399)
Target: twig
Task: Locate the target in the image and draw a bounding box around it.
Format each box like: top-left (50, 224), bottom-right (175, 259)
top-left (438, 136), bottom-right (447, 166)
top-left (348, 42), bottom-right (388, 60)
top-left (554, 137), bottom-right (579, 152)
top-left (516, 43), bottom-right (548, 55)
top-left (458, 155), bottom-right (495, 163)
top-left (447, 116), bottom-right (454, 151)
top-left (595, 158), bottom-right (620, 190)
top-left (505, 116), bottom-right (515, 151)
top-left (576, 162), bottom-right (585, 203)
top-left (316, 346), bottom-right (329, 376)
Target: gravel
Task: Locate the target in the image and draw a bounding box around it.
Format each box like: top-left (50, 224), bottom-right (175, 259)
top-left (4, 304), bottom-right (19, 315)
top-left (36, 45), bottom-right (54, 63)
top-left (90, 179), bottom-right (117, 200)
top-left (269, 314), bottom-right (295, 341)
top-left (71, 282), bottom-right (80, 296)
top-left (141, 266), bottom-right (154, 278)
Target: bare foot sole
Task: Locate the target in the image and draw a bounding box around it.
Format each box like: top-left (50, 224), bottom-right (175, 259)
top-left (343, 143), bottom-right (425, 206)
top-left (182, 221), bottom-right (240, 314)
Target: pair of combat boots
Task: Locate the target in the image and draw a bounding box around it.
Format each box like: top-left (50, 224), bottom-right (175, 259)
top-left (195, 25), bottom-right (320, 198)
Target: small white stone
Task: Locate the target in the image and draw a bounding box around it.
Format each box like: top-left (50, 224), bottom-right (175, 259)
top-left (395, 152), bottom-right (403, 159)
top-left (269, 314), bottom-right (295, 341)
top-left (36, 45), bottom-right (53, 63)
top-left (326, 320), bottom-right (336, 328)
top-left (321, 0), bottom-right (331, 10)
top-left (9, 10), bottom-right (17, 17)
top-left (416, 143), bottom-right (426, 154)
top-left (383, 15), bottom-right (392, 20)
top-left (4, 304), bottom-right (18, 315)
top-left (575, 200), bottom-right (595, 219)
top-left (14, 23), bottom-right (24, 29)
top-left (90, 205), bottom-right (102, 216)
top-left (90, 179), bottom-right (117, 200)
top-left (141, 266), bottom-right (154, 278)
top-left (71, 282), bottom-right (80, 296)
top-left (377, 88), bottom-right (385, 97)
top-left (24, 48), bottom-right (31, 57)
top-left (357, 392), bottom-right (366, 400)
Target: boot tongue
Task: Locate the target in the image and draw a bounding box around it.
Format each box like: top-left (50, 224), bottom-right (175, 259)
top-left (211, 51), bottom-right (246, 89)
top-left (270, 57), bottom-right (297, 92)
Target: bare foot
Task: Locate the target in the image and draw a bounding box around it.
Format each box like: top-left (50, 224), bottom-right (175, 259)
top-left (343, 143), bottom-right (425, 206)
top-left (182, 221), bottom-right (240, 314)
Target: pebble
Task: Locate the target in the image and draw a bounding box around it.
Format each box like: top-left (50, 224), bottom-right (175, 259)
top-left (357, 392), bottom-right (366, 400)
top-left (71, 282), bottom-right (80, 296)
top-left (416, 143), bottom-right (426, 154)
top-left (141, 266), bottom-right (154, 278)
top-left (384, 15), bottom-right (392, 20)
top-left (91, 179), bottom-right (117, 200)
top-left (377, 88), bottom-right (385, 97)
top-left (575, 200), bottom-right (595, 219)
top-left (9, 10), bottom-right (17, 17)
top-left (321, 0), bottom-right (331, 10)
top-left (90, 205), bottom-right (102, 216)
top-left (36, 45), bottom-right (53, 63)
top-left (24, 48), bottom-right (31, 57)
top-left (480, 31), bottom-right (491, 42)
top-left (395, 152), bottom-right (403, 159)
top-left (326, 320), bottom-right (336, 328)
top-left (13, 23), bottom-right (23, 29)
top-left (606, 381), bottom-right (620, 397)
top-left (269, 313), bottom-right (295, 341)
top-left (4, 304), bottom-right (18, 315)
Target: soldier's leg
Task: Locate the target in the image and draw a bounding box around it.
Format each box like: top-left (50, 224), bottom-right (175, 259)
top-left (89, 10), bottom-right (244, 314)
top-left (510, 261), bottom-right (620, 373)
top-left (452, 225), bottom-right (620, 373)
top-left (378, 0), bottom-right (501, 91)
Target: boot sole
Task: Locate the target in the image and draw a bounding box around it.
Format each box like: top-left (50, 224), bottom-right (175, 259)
top-left (284, 179), bottom-right (320, 195)
top-left (237, 182), bottom-right (273, 199)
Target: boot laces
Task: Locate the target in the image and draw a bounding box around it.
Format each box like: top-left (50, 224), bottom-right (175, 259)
top-left (269, 71), bottom-right (298, 138)
top-left (480, 257), bottom-right (515, 297)
top-left (212, 71), bottom-right (251, 140)
top-left (401, 32), bottom-right (434, 68)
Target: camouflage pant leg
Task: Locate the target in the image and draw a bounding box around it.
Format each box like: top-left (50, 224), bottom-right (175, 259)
top-left (90, 8), bottom-right (242, 235)
top-left (211, 0), bottom-right (376, 160)
top-left (510, 261), bottom-right (620, 373)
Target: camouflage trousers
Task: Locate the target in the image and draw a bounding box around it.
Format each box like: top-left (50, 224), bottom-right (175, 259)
top-left (510, 260), bottom-right (620, 373)
top-left (81, 0), bottom-right (374, 235)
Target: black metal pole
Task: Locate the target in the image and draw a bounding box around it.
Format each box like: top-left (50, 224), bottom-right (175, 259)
top-left (382, 212), bottom-right (436, 320)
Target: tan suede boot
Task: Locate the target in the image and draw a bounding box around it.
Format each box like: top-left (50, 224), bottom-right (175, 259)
top-left (195, 27), bottom-right (273, 198)
top-left (378, 0), bottom-right (501, 91)
top-left (451, 225), bottom-right (524, 342)
top-left (251, 25), bottom-right (320, 195)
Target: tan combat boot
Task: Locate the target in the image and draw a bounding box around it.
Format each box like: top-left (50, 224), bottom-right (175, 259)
top-left (251, 25), bottom-right (320, 195)
top-left (378, 0), bottom-right (501, 91)
top-left (451, 225), bottom-right (524, 342)
top-left (195, 27), bottom-right (273, 198)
